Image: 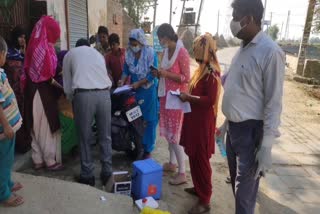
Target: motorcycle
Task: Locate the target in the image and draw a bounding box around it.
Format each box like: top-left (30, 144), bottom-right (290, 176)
top-left (110, 87), bottom-right (145, 160)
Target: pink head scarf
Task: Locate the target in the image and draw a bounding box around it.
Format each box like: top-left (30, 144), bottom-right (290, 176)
top-left (23, 16), bottom-right (60, 85)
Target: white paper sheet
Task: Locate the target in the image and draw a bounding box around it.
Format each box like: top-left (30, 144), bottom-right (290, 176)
top-left (113, 85), bottom-right (132, 94)
top-left (165, 91), bottom-right (191, 113)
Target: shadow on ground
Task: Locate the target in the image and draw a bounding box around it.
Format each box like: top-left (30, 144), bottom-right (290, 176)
top-left (257, 192), bottom-right (298, 214)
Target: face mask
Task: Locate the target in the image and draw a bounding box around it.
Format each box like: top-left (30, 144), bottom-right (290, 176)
top-left (161, 42), bottom-right (168, 49)
top-left (160, 39), bottom-right (168, 48)
top-left (131, 46), bottom-right (141, 53)
top-left (230, 17), bottom-right (247, 37)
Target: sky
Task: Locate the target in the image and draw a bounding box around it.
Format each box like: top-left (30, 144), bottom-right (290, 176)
top-left (145, 0), bottom-right (312, 40)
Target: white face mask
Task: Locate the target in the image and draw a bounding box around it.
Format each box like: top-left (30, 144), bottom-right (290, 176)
top-left (230, 17), bottom-right (248, 37)
top-left (131, 46), bottom-right (141, 53)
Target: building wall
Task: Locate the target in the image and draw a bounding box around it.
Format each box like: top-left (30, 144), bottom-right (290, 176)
top-left (88, 0), bottom-right (108, 37)
top-left (122, 8), bottom-right (137, 48)
top-left (106, 0), bottom-right (123, 46)
top-left (47, 0), bottom-right (67, 50)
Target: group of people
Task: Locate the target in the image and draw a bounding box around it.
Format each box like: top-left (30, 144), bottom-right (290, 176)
top-left (0, 0), bottom-right (285, 213)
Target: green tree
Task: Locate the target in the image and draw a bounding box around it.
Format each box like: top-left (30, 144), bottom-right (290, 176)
top-left (266, 25), bottom-right (280, 41)
top-left (121, 0), bottom-right (153, 26)
top-left (313, 0), bottom-right (320, 32)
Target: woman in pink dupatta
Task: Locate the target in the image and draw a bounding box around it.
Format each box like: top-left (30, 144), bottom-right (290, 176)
top-left (24, 16), bottom-right (63, 170)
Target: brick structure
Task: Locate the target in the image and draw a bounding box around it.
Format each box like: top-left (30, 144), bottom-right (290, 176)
top-left (107, 0), bottom-right (136, 48)
top-left (122, 8), bottom-right (137, 48)
top-left (107, 0), bottom-right (123, 45)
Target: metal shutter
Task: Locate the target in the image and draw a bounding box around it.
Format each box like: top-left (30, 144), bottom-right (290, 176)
top-left (68, 0), bottom-right (88, 48)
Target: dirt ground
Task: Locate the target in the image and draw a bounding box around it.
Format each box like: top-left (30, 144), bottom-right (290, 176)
top-left (16, 48), bottom-right (320, 214)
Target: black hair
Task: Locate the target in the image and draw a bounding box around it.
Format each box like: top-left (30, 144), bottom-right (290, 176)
top-left (231, 0), bottom-right (264, 26)
top-left (75, 38), bottom-right (90, 47)
top-left (108, 33), bottom-right (120, 45)
top-left (129, 38), bottom-right (138, 43)
top-left (10, 25), bottom-right (26, 49)
top-left (98, 26), bottom-right (109, 35)
top-left (0, 36), bottom-right (8, 53)
top-left (157, 23), bottom-right (178, 42)
top-left (89, 35), bottom-right (96, 45)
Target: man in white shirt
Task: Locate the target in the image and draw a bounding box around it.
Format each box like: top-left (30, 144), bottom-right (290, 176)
top-left (63, 38), bottom-right (112, 187)
top-left (222, 0), bottom-right (285, 213)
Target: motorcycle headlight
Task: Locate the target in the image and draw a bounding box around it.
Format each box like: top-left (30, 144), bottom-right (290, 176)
top-left (114, 111), bottom-right (121, 116)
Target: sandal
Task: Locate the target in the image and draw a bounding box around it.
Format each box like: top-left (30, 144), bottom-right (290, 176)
top-left (47, 163), bottom-right (64, 171)
top-left (11, 182), bottom-right (23, 192)
top-left (3, 193), bottom-right (24, 207)
top-left (163, 162), bottom-right (177, 172)
top-left (169, 173), bottom-right (187, 185)
top-left (188, 202), bottom-right (211, 214)
top-left (225, 177), bottom-right (231, 184)
top-left (184, 187), bottom-right (197, 196)
top-left (33, 163), bottom-right (45, 170)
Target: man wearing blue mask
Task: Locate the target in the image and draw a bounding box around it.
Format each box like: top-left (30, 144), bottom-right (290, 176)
top-left (222, 0), bottom-right (285, 213)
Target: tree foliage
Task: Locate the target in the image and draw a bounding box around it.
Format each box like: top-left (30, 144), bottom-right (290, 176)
top-left (267, 25), bottom-right (280, 41)
top-left (314, 0), bottom-right (320, 32)
top-left (121, 0), bottom-right (153, 26)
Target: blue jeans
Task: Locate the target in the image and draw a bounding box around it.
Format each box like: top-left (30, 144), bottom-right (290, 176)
top-left (0, 137), bottom-right (15, 202)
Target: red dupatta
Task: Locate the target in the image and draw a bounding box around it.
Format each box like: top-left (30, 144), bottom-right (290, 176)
top-left (23, 16), bottom-right (60, 88)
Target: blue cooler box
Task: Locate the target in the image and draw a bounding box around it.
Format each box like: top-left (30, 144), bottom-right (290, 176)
top-left (132, 159), bottom-right (163, 200)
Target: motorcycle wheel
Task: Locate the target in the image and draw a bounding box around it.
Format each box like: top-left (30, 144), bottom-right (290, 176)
top-left (125, 130), bottom-right (144, 160)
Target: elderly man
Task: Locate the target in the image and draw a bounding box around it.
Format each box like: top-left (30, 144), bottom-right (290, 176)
top-left (63, 38), bottom-right (112, 187)
top-left (222, 0), bottom-right (285, 213)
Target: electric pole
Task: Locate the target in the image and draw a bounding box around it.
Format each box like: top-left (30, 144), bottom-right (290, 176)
top-left (153, 0), bottom-right (158, 29)
top-left (169, 0), bottom-right (173, 25)
top-left (296, 0), bottom-right (317, 75)
top-left (195, 0), bottom-right (204, 37)
top-left (262, 0), bottom-right (268, 29)
top-left (179, 0), bottom-right (186, 26)
top-left (280, 22), bottom-right (284, 41)
top-left (284, 10), bottom-right (291, 40)
top-left (217, 10), bottom-right (220, 35)
top-left (267, 12), bottom-right (273, 33)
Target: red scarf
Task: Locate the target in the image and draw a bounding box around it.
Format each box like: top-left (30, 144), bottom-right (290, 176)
top-left (23, 16), bottom-right (60, 87)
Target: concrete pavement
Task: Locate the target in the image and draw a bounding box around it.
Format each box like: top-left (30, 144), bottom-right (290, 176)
top-left (6, 47), bottom-right (320, 213)
top-left (0, 172), bottom-right (137, 214)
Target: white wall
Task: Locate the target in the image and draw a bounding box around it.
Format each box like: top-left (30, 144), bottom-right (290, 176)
top-left (46, 0), bottom-right (68, 50)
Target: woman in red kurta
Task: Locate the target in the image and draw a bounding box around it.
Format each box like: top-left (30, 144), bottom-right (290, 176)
top-left (179, 33), bottom-right (221, 214)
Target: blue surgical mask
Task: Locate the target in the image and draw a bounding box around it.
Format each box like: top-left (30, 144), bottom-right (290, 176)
top-left (131, 46), bottom-right (141, 53)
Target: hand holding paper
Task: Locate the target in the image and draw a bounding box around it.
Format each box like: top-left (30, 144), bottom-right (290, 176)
top-left (165, 90), bottom-right (191, 113)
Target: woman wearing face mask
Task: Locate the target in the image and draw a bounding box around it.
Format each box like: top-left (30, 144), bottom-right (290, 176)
top-left (153, 23), bottom-right (190, 185)
top-left (4, 26), bottom-right (31, 153)
top-left (179, 33), bottom-right (221, 214)
top-left (118, 29), bottom-right (158, 159)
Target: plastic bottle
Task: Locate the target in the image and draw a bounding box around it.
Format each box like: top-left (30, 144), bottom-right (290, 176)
top-left (215, 129), bottom-right (227, 157)
top-left (142, 198), bottom-right (148, 208)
